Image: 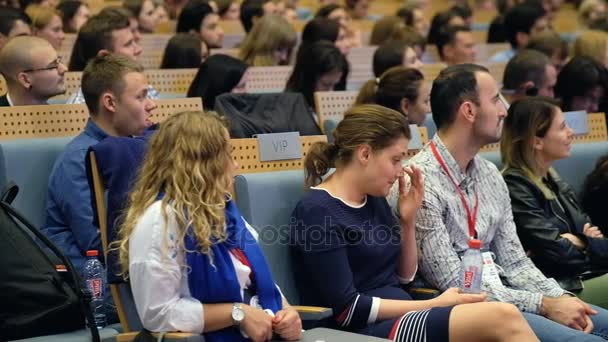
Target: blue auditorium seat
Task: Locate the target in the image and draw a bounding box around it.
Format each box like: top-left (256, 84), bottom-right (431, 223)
top-left (0, 137), bottom-right (72, 228)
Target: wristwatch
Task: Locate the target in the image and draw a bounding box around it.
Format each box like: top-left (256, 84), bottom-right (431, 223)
top-left (231, 303), bottom-right (245, 327)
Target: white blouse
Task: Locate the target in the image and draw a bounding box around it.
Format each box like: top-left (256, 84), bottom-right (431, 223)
top-left (129, 200), bottom-right (263, 333)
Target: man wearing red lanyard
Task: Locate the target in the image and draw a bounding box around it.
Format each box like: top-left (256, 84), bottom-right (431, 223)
top-left (387, 63), bottom-right (608, 341)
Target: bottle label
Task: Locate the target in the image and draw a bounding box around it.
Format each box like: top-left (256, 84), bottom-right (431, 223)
top-left (87, 278), bottom-right (102, 298)
top-left (481, 251), bottom-right (508, 301)
top-left (463, 270), bottom-right (475, 288)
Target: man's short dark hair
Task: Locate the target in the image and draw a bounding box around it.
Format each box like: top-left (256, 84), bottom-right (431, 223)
top-left (240, 0), bottom-right (268, 33)
top-left (68, 13), bottom-right (131, 71)
top-left (435, 25), bottom-right (471, 59)
top-left (450, 3), bottom-right (472, 21)
top-left (396, 4), bottom-right (416, 26)
top-left (315, 4), bottom-right (341, 19)
top-left (0, 6), bottom-right (30, 36)
top-left (430, 63), bottom-right (489, 130)
top-left (503, 49), bottom-right (550, 92)
top-left (504, 3), bottom-right (546, 49)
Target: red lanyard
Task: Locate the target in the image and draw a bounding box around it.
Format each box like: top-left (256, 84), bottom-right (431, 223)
top-left (430, 141), bottom-right (479, 239)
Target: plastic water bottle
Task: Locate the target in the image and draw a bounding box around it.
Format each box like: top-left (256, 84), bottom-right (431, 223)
top-left (461, 239), bottom-right (483, 294)
top-left (83, 250), bottom-right (106, 329)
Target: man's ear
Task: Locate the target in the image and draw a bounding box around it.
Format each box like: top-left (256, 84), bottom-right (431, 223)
top-left (97, 49), bottom-right (111, 57)
top-left (100, 92), bottom-right (117, 113)
top-left (460, 100), bottom-right (476, 123)
top-left (15, 71), bottom-right (33, 90)
top-left (0, 34), bottom-right (7, 50)
top-left (441, 44), bottom-right (453, 62)
top-left (515, 32), bottom-right (529, 48)
top-left (520, 81), bottom-right (535, 92)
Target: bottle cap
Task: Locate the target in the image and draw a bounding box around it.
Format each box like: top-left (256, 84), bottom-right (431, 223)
top-left (86, 250), bottom-right (99, 257)
top-left (468, 239), bottom-right (482, 249)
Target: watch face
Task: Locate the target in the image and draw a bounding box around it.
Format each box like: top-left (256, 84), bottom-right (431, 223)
top-left (233, 307), bottom-right (245, 322)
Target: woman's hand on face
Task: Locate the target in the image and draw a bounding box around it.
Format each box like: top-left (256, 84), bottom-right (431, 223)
top-left (398, 164), bottom-right (424, 223)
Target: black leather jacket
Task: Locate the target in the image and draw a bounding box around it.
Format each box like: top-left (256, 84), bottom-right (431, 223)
top-left (503, 168), bottom-right (608, 291)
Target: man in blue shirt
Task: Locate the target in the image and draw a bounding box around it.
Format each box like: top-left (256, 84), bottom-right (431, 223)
top-left (43, 53), bottom-right (156, 275)
top-left (489, 3), bottom-right (550, 63)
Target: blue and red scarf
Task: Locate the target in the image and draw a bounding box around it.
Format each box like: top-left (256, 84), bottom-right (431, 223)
top-left (184, 200), bottom-right (282, 341)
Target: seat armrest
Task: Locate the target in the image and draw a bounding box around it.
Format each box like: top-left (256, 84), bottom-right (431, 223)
top-left (408, 287), bottom-right (440, 300)
top-left (293, 305), bottom-right (333, 321)
top-left (103, 332), bottom-right (205, 342)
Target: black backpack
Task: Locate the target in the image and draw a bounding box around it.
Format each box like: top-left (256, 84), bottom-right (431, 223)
top-left (0, 183), bottom-right (101, 342)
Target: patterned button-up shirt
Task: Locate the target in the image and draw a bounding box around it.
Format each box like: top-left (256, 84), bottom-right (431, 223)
top-left (388, 135), bottom-right (565, 313)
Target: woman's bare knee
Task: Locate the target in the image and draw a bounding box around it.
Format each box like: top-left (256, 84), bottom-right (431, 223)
top-left (449, 302), bottom-right (538, 342)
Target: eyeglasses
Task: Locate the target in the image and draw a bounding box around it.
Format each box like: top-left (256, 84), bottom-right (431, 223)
top-left (22, 57), bottom-right (63, 73)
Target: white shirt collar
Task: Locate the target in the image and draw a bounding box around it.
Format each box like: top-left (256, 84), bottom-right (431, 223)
top-left (5, 93), bottom-right (14, 106)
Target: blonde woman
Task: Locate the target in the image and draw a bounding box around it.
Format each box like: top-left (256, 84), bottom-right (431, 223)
top-left (115, 111), bottom-right (302, 341)
top-left (578, 0), bottom-right (606, 29)
top-left (573, 30), bottom-right (608, 68)
top-left (238, 14), bottom-right (297, 66)
top-left (25, 5), bottom-right (65, 50)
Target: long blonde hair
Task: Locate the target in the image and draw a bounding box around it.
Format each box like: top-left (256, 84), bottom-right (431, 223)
top-left (114, 111), bottom-right (233, 278)
top-left (238, 14), bottom-right (297, 66)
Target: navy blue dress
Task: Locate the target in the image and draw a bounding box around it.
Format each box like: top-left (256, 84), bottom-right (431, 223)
top-left (290, 188), bottom-right (451, 341)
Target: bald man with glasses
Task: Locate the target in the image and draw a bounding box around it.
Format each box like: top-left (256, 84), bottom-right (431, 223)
top-left (0, 36), bottom-right (67, 106)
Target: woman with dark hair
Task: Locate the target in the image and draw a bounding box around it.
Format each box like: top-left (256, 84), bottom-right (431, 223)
top-left (216, 0), bottom-right (239, 20)
top-left (285, 41), bottom-right (349, 110)
top-left (187, 54), bottom-right (248, 108)
top-left (299, 17), bottom-right (350, 56)
top-left (56, 0), bottom-right (90, 33)
top-left (501, 96), bottom-right (608, 308)
top-left (372, 40), bottom-right (422, 77)
top-left (123, 0), bottom-right (160, 33)
top-left (355, 66), bottom-right (429, 126)
top-left (555, 56), bottom-right (608, 113)
top-left (315, 4), bottom-right (361, 48)
top-left (582, 155), bottom-right (608, 235)
top-left (160, 33), bottom-right (208, 69)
